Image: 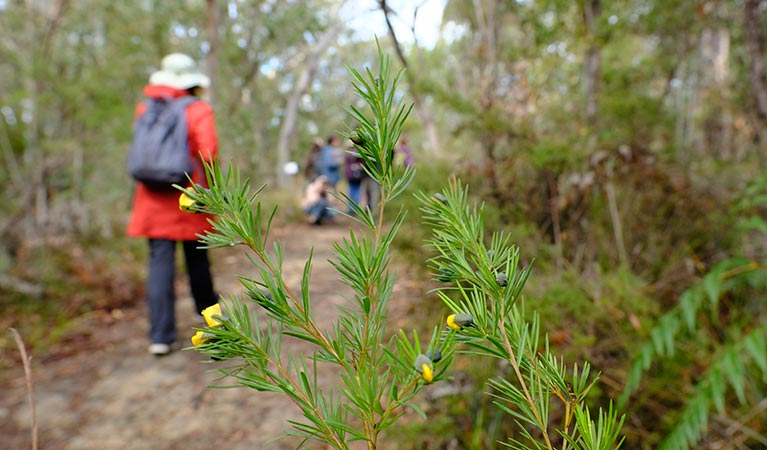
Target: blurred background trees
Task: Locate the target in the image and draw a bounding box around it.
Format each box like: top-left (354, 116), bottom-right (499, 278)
top-left (2, 0), bottom-right (767, 448)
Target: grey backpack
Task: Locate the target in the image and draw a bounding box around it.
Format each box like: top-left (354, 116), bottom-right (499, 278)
top-left (127, 96), bottom-right (197, 190)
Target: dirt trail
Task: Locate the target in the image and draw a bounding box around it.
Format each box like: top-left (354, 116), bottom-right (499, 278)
top-left (1, 220), bottom-right (424, 450)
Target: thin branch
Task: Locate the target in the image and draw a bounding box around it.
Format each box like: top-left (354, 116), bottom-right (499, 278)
top-left (40, 0), bottom-right (71, 59)
top-left (724, 397), bottom-right (767, 437)
top-left (252, 342), bottom-right (349, 450)
top-left (717, 411), bottom-right (767, 447)
top-left (246, 241), bottom-right (345, 366)
top-left (745, 0), bottom-right (767, 125)
top-left (10, 328), bottom-right (37, 450)
top-left (497, 319), bottom-right (554, 449)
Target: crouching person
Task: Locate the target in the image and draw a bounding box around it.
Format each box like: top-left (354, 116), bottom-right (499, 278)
top-left (301, 175), bottom-right (335, 225)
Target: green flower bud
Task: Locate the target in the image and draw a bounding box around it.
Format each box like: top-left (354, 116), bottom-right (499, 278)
top-left (446, 313), bottom-right (475, 330)
top-left (436, 266), bottom-right (457, 283)
top-left (351, 129), bottom-right (372, 149)
top-left (249, 289), bottom-right (273, 303)
top-left (426, 349), bottom-right (443, 363)
top-left (432, 193), bottom-right (448, 205)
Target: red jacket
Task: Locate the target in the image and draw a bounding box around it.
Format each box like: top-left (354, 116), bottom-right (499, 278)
top-left (126, 85), bottom-right (218, 240)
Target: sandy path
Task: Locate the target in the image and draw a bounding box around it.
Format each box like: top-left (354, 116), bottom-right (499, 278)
top-left (1, 220), bottom-right (424, 450)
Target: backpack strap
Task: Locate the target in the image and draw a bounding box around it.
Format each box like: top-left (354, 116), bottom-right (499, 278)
top-left (143, 95), bottom-right (198, 110)
top-left (171, 95), bottom-right (199, 110)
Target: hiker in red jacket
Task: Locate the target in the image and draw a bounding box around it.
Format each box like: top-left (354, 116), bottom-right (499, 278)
top-left (126, 53), bottom-right (219, 356)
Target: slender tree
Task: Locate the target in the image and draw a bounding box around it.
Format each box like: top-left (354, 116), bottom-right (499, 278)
top-left (377, 0), bottom-right (443, 156)
top-left (744, 0), bottom-right (767, 148)
top-left (205, 0), bottom-right (220, 107)
top-left (275, 4), bottom-right (345, 188)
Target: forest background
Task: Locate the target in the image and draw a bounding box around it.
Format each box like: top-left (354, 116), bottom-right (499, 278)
top-left (2, 0), bottom-right (767, 449)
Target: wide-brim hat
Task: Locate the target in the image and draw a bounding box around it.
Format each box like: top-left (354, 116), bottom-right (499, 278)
top-left (149, 53), bottom-right (210, 89)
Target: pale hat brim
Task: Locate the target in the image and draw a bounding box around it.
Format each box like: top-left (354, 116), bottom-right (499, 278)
top-left (149, 70), bottom-right (210, 90)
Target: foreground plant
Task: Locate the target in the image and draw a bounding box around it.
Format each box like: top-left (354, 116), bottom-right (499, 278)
top-left (181, 46), bottom-right (624, 449)
top-left (181, 48), bottom-right (452, 449)
top-left (420, 182), bottom-right (624, 449)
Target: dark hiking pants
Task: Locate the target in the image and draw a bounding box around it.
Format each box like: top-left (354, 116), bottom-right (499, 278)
top-left (146, 239), bottom-right (217, 345)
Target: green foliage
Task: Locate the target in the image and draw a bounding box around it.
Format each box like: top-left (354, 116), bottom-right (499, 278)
top-left (341, 41), bottom-right (415, 211)
top-left (530, 139), bottom-right (576, 172)
top-left (562, 403), bottom-right (625, 450)
top-left (419, 181), bottom-right (624, 449)
top-left (529, 265), bottom-right (658, 361)
top-left (387, 158), bottom-right (455, 264)
top-left (184, 46), bottom-right (626, 450)
top-left (620, 260), bottom-right (763, 401)
top-left (185, 48), bottom-right (457, 450)
top-left (618, 176), bottom-right (767, 449)
top-left (658, 322), bottom-right (767, 450)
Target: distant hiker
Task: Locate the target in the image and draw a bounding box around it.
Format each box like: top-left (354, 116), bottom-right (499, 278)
top-left (394, 136), bottom-right (414, 167)
top-left (126, 53), bottom-right (219, 356)
top-left (301, 175), bottom-right (335, 225)
top-left (319, 135), bottom-right (343, 188)
top-left (303, 137), bottom-right (324, 181)
top-left (344, 140), bottom-right (365, 212)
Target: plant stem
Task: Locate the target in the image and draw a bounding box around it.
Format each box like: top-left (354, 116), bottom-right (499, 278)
top-left (10, 328), bottom-right (37, 450)
top-left (561, 400), bottom-right (573, 450)
top-left (379, 377), bottom-right (418, 423)
top-left (247, 241), bottom-right (346, 366)
top-left (361, 192), bottom-right (391, 448)
top-left (720, 261), bottom-right (761, 279)
top-left (497, 319), bottom-right (554, 450)
top-left (248, 338), bottom-right (349, 450)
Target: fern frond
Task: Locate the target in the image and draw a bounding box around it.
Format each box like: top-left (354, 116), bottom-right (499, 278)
top-left (619, 261), bottom-right (763, 408)
top-left (658, 322), bottom-right (767, 450)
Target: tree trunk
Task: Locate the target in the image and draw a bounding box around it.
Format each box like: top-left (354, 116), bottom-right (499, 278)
top-left (205, 0), bottom-right (220, 108)
top-left (473, 0), bottom-right (498, 113)
top-left (378, 0), bottom-right (443, 157)
top-left (545, 170), bottom-right (563, 268)
top-left (744, 0), bottom-right (767, 149)
top-left (700, 27), bottom-right (732, 159)
top-left (582, 0), bottom-right (601, 132)
top-left (275, 24), bottom-right (341, 188)
top-left (151, 0), bottom-right (169, 58)
top-left (22, 1), bottom-right (46, 236)
top-left (604, 158), bottom-right (627, 265)
top-left (472, 0), bottom-right (506, 200)
top-left (0, 120), bottom-right (23, 192)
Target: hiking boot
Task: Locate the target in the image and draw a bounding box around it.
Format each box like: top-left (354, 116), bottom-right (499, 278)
top-left (148, 343), bottom-right (173, 356)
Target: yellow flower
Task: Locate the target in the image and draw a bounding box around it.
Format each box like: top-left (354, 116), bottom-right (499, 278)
top-left (414, 354), bottom-right (434, 383)
top-left (191, 330), bottom-right (212, 346)
top-left (201, 303), bottom-right (225, 327)
top-left (178, 190), bottom-right (199, 213)
top-left (420, 363), bottom-right (434, 383)
top-left (446, 313), bottom-right (475, 330)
